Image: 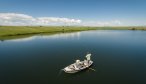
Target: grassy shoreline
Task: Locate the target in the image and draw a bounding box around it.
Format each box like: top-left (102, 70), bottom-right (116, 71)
top-left (0, 26), bottom-right (146, 40)
top-left (0, 26), bottom-right (97, 40)
top-left (0, 26), bottom-right (98, 36)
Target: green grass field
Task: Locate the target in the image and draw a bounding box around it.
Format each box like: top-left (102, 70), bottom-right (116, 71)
top-left (0, 26), bottom-right (146, 40)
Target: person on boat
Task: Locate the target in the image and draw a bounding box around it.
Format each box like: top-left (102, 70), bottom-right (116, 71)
top-left (84, 53), bottom-right (91, 67)
top-left (86, 53), bottom-right (91, 61)
top-left (73, 60), bottom-right (82, 70)
top-left (83, 60), bottom-right (88, 67)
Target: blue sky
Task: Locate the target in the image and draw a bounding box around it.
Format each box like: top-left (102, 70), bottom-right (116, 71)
top-left (0, 0), bottom-right (146, 26)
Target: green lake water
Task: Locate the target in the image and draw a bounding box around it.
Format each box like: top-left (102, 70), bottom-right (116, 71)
top-left (0, 30), bottom-right (146, 84)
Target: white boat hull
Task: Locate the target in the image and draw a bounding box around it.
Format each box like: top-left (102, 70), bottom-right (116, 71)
top-left (63, 60), bottom-right (93, 73)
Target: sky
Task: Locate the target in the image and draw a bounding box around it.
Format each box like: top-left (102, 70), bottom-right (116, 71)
top-left (0, 0), bottom-right (146, 26)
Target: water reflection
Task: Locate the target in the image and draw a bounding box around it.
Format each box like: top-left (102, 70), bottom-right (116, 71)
top-left (4, 36), bottom-right (38, 42)
top-left (41, 32), bottom-right (80, 39)
top-left (1, 32), bottom-right (81, 42)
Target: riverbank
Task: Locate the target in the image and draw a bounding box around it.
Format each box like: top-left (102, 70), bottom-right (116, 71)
top-left (0, 26), bottom-right (98, 36)
top-left (0, 26), bottom-right (98, 40)
top-left (0, 26), bottom-right (146, 40)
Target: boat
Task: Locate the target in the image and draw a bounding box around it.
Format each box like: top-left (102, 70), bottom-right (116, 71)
top-left (63, 53), bottom-right (93, 73)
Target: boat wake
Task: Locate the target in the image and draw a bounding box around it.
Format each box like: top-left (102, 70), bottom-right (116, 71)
top-left (56, 69), bottom-right (63, 79)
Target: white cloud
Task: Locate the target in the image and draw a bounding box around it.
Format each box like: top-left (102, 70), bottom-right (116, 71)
top-left (0, 13), bottom-right (81, 26)
top-left (0, 13), bottom-right (123, 26)
top-left (81, 20), bottom-right (122, 26)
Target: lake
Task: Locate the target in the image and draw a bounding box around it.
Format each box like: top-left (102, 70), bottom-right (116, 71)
top-left (0, 30), bottom-right (146, 84)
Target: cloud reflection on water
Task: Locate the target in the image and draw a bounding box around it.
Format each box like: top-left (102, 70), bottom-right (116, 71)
top-left (1, 32), bottom-right (81, 42)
